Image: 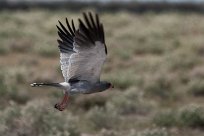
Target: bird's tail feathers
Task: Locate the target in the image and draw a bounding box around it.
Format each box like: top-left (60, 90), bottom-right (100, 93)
top-left (30, 82), bottom-right (61, 87)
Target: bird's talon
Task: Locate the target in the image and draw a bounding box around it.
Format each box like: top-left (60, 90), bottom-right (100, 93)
top-left (54, 103), bottom-right (66, 111)
top-left (54, 103), bottom-right (60, 109)
top-left (58, 106), bottom-right (64, 111)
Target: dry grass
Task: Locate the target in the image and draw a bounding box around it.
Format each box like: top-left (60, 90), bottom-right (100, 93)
top-left (0, 9), bottom-right (204, 136)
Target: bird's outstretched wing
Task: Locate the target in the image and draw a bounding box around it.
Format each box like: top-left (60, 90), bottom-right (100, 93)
top-left (57, 17), bottom-right (76, 82)
top-left (57, 12), bottom-right (107, 83)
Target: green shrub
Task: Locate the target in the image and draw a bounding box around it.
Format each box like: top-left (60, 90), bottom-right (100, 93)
top-left (153, 104), bottom-right (204, 128)
top-left (144, 74), bottom-right (175, 100)
top-left (99, 128), bottom-right (171, 136)
top-left (178, 104), bottom-right (204, 127)
top-left (0, 105), bottom-right (21, 135)
top-left (106, 75), bottom-right (134, 90)
top-left (74, 94), bottom-right (108, 110)
top-left (85, 106), bottom-right (119, 130)
top-left (99, 129), bottom-right (119, 136)
top-left (34, 44), bottom-right (58, 57)
top-left (106, 88), bottom-right (152, 115)
top-left (0, 69), bottom-right (30, 105)
top-left (9, 90), bottom-right (30, 104)
top-left (135, 128), bottom-right (170, 136)
top-left (104, 70), bottom-right (142, 90)
top-left (3, 67), bottom-right (29, 85)
top-left (165, 51), bottom-right (200, 71)
top-left (0, 100), bottom-right (80, 136)
top-left (187, 79), bottom-right (204, 96)
top-left (9, 38), bottom-right (32, 53)
top-left (0, 72), bottom-right (8, 97)
top-left (153, 110), bottom-right (177, 127)
top-left (0, 105), bottom-right (21, 124)
top-left (134, 38), bottom-right (165, 55)
top-left (0, 46), bottom-right (9, 55)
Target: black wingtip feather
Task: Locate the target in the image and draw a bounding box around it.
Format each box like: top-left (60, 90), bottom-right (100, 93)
top-left (58, 20), bottom-right (70, 36)
top-left (66, 18), bottom-right (75, 37)
top-left (56, 12), bottom-right (106, 54)
top-left (78, 18), bottom-right (95, 44)
top-left (56, 25), bottom-right (69, 39)
top-left (74, 12), bottom-right (107, 54)
top-left (88, 12), bottom-right (97, 30)
top-left (83, 12), bottom-right (92, 29)
top-left (71, 19), bottom-right (76, 32)
top-left (57, 19), bottom-right (75, 53)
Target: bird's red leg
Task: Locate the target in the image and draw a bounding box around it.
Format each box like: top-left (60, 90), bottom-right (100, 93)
top-left (54, 92), bottom-right (69, 111)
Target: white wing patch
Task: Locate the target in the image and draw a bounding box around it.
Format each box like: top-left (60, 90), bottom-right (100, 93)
top-left (60, 53), bottom-right (72, 82)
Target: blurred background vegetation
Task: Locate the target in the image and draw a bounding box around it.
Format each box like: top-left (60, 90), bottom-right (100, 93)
top-left (1, 0), bottom-right (204, 136)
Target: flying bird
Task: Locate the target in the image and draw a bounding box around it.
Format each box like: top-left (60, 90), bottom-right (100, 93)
top-left (31, 12), bottom-right (114, 111)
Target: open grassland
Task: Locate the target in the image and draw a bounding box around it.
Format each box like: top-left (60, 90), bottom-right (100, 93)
top-left (1, 10), bottom-right (204, 136)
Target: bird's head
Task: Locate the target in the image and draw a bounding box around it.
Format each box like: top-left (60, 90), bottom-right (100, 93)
top-left (108, 82), bottom-right (114, 89)
top-left (102, 82), bottom-right (114, 90)
top-left (95, 81), bottom-right (114, 93)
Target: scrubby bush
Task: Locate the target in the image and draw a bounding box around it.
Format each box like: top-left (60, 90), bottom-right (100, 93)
top-left (153, 110), bottom-right (177, 127)
top-left (0, 71), bottom-right (20, 103)
top-left (187, 79), bottom-right (204, 96)
top-left (0, 100), bottom-right (80, 136)
top-left (85, 106), bottom-right (119, 130)
top-left (104, 70), bottom-right (141, 90)
top-left (153, 104), bottom-right (204, 128)
top-left (134, 38), bottom-right (165, 55)
top-left (0, 69), bottom-right (30, 105)
top-left (0, 105), bottom-right (21, 135)
top-left (99, 129), bottom-right (119, 136)
top-left (178, 104), bottom-right (204, 127)
top-left (74, 94), bottom-right (108, 110)
top-left (143, 74), bottom-right (176, 100)
top-left (9, 38), bottom-right (32, 53)
top-left (106, 88), bottom-right (152, 115)
top-left (0, 46), bottom-right (9, 55)
top-left (0, 71), bottom-right (8, 97)
top-left (34, 44), bottom-right (58, 57)
top-left (4, 67), bottom-right (30, 85)
top-left (99, 128), bottom-right (171, 136)
top-left (135, 128), bottom-right (170, 136)
top-left (165, 51), bottom-right (200, 71)
top-left (106, 74), bottom-right (134, 90)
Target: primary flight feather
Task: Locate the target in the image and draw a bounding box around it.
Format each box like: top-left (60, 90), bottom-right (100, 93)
top-left (31, 12), bottom-right (113, 111)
